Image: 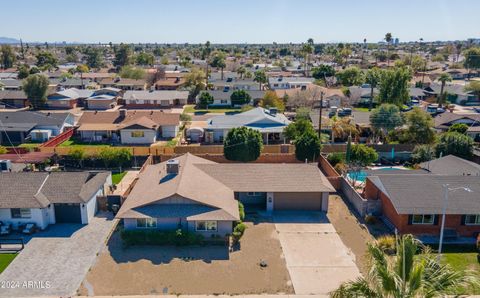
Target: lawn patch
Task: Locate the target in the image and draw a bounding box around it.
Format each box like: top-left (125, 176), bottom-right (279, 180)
top-left (0, 254), bottom-right (17, 274)
top-left (112, 171), bottom-right (127, 185)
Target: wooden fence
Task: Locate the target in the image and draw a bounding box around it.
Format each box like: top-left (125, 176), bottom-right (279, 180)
top-left (39, 128), bottom-right (74, 148)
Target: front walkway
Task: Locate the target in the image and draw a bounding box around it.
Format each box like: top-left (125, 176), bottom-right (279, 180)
top-left (113, 170), bottom-right (139, 196)
top-left (0, 214), bottom-right (116, 297)
top-left (273, 212), bottom-right (361, 295)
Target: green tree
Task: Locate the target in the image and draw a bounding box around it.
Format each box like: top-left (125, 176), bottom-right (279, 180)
top-left (236, 66), bottom-right (246, 79)
top-left (295, 130), bottom-right (320, 162)
top-left (69, 148), bottom-right (86, 168)
top-left (385, 32), bottom-right (393, 66)
top-left (332, 234), bottom-right (477, 298)
top-left (136, 52), bottom-right (155, 66)
top-left (198, 91), bottom-right (214, 108)
top-left (22, 74), bottom-right (49, 109)
top-left (350, 144), bottom-right (378, 166)
top-left (114, 43), bottom-right (133, 68)
top-left (0, 146), bottom-right (7, 154)
top-left (284, 118), bottom-right (316, 141)
top-left (84, 47), bottom-right (104, 69)
top-left (224, 127), bottom-right (263, 162)
top-left (0, 45), bottom-right (16, 69)
top-left (17, 64), bottom-right (30, 79)
top-left (336, 66), bottom-right (364, 86)
top-left (437, 73), bottom-right (452, 106)
top-left (463, 47), bottom-right (480, 79)
top-left (98, 148), bottom-right (132, 170)
top-left (295, 107), bottom-right (311, 120)
top-left (370, 104), bottom-right (404, 136)
top-left (464, 81), bottom-right (480, 99)
top-left (365, 67), bottom-right (381, 110)
top-left (448, 123), bottom-right (469, 134)
top-left (377, 67), bottom-right (412, 105)
top-left (254, 70), bottom-right (267, 90)
top-left (230, 90), bottom-right (251, 106)
top-left (119, 66), bottom-right (146, 80)
top-left (184, 67), bottom-right (206, 99)
top-left (75, 64), bottom-right (89, 85)
top-left (259, 91), bottom-right (285, 112)
top-left (35, 51), bottom-right (58, 70)
top-left (210, 51), bottom-right (226, 80)
top-left (435, 132), bottom-right (474, 159)
top-left (312, 64), bottom-right (335, 80)
top-left (412, 144), bottom-right (435, 163)
top-left (404, 107), bottom-right (435, 144)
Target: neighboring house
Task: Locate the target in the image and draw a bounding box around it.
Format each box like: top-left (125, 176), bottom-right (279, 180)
top-left (0, 79), bottom-right (23, 90)
top-left (348, 85), bottom-right (378, 106)
top-left (196, 90), bottom-right (266, 107)
top-left (46, 88), bottom-right (94, 109)
top-left (0, 111), bottom-right (74, 144)
top-left (268, 77), bottom-right (314, 90)
top-left (123, 90), bottom-right (188, 108)
top-left (117, 154), bottom-right (334, 236)
top-left (424, 83), bottom-right (479, 106)
top-left (409, 87), bottom-right (427, 101)
top-left (364, 174), bottom-right (480, 237)
top-left (0, 90), bottom-right (29, 108)
top-left (210, 78), bottom-right (261, 91)
top-left (419, 155), bottom-right (480, 176)
top-left (0, 171), bottom-right (112, 229)
top-left (100, 78), bottom-right (147, 91)
top-left (50, 78), bottom-right (90, 90)
top-left (85, 87), bottom-right (122, 110)
top-left (433, 112), bottom-right (480, 141)
top-left (154, 77), bottom-right (186, 90)
top-left (77, 109), bottom-right (180, 144)
top-left (205, 107), bottom-right (291, 144)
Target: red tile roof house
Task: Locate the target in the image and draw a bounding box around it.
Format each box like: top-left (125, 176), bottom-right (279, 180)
top-left (0, 171), bottom-right (112, 229)
top-left (77, 109), bottom-right (180, 145)
top-left (116, 154), bottom-right (334, 236)
top-left (364, 174), bottom-right (480, 239)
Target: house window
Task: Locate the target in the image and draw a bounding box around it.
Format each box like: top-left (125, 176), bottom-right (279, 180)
top-left (11, 208), bottom-right (31, 219)
top-left (131, 131), bottom-right (145, 138)
top-left (465, 215), bottom-right (480, 225)
top-left (247, 192), bottom-right (262, 196)
top-left (136, 218), bottom-right (157, 228)
top-left (144, 100), bottom-right (151, 105)
top-left (220, 100), bottom-right (228, 104)
top-left (412, 214), bottom-right (435, 225)
top-left (195, 221), bottom-right (217, 231)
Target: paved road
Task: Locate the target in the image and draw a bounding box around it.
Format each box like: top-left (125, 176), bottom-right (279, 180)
top-left (0, 214), bottom-right (116, 297)
top-left (273, 212), bottom-right (360, 295)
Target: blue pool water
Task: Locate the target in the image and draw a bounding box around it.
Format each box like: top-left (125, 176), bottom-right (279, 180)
top-left (348, 167), bottom-right (401, 183)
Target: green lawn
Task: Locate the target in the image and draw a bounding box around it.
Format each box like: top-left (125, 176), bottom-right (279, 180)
top-left (18, 142), bottom-right (42, 150)
top-left (353, 107), bottom-right (372, 112)
top-left (112, 171), bottom-right (127, 185)
top-left (183, 105), bottom-right (241, 114)
top-left (439, 245), bottom-right (480, 272)
top-left (0, 254), bottom-right (17, 274)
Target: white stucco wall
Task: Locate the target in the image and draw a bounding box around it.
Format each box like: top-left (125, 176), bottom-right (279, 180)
top-left (161, 125), bottom-right (179, 139)
top-left (0, 208), bottom-right (49, 230)
top-left (120, 129), bottom-right (157, 144)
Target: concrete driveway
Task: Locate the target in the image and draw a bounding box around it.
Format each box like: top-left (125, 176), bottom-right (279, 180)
top-left (0, 214), bottom-right (116, 297)
top-left (274, 212), bottom-right (360, 295)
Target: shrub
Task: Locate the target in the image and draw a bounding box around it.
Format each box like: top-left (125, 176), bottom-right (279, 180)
top-left (376, 235), bottom-right (396, 255)
top-left (327, 152), bottom-right (345, 166)
top-left (232, 222), bottom-right (247, 242)
top-left (334, 162), bottom-right (347, 175)
top-left (121, 229), bottom-right (204, 247)
top-left (364, 214), bottom-right (377, 224)
top-left (238, 202), bottom-right (245, 222)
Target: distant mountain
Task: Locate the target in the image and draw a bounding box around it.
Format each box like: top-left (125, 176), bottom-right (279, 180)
top-left (0, 37), bottom-right (20, 44)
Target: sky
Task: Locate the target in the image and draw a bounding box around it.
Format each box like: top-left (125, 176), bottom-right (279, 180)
top-left (2, 0), bottom-right (480, 44)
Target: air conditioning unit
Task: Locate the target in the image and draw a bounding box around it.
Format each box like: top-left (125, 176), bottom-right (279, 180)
top-left (0, 160), bottom-right (12, 172)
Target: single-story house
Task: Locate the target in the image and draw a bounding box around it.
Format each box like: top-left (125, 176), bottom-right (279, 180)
top-left (0, 90), bottom-right (29, 108)
top-left (268, 77), bottom-right (314, 90)
top-left (0, 111), bottom-right (74, 144)
top-left (0, 79), bottom-right (23, 91)
top-left (205, 107), bottom-right (291, 144)
top-left (100, 78), bottom-right (147, 91)
top-left (364, 174), bottom-right (480, 237)
top-left (210, 79), bottom-right (261, 91)
top-left (154, 77), bottom-right (186, 90)
top-left (433, 112), bottom-right (480, 141)
top-left (116, 154), bottom-right (334, 236)
top-left (46, 88), bottom-right (94, 109)
top-left (424, 83), bottom-right (479, 106)
top-left (50, 78), bottom-right (91, 90)
top-left (123, 90), bottom-right (188, 108)
top-left (419, 155), bottom-right (480, 176)
top-left (85, 87), bottom-right (122, 110)
top-left (77, 109), bottom-right (180, 144)
top-left (0, 171), bottom-right (112, 229)
top-left (196, 90), bottom-right (266, 107)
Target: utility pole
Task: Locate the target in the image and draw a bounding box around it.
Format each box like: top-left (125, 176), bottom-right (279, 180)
top-left (318, 91), bottom-right (324, 143)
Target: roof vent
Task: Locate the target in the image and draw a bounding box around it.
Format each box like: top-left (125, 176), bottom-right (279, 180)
top-left (166, 159), bottom-right (179, 175)
top-left (119, 109), bottom-right (127, 118)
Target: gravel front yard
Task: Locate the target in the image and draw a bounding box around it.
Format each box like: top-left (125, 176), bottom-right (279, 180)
top-left (79, 220), bottom-right (293, 296)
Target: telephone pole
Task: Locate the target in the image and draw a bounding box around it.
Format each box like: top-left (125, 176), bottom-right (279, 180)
top-left (318, 91), bottom-right (324, 144)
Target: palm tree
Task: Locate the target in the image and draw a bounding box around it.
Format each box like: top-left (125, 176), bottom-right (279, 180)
top-left (385, 33), bottom-right (393, 66)
top-left (331, 117), bottom-right (358, 142)
top-left (331, 235), bottom-right (478, 298)
top-left (438, 73), bottom-right (452, 107)
top-left (236, 66), bottom-right (246, 79)
top-left (455, 43), bottom-right (462, 63)
top-left (361, 38), bottom-right (367, 64)
top-left (302, 43), bottom-right (314, 77)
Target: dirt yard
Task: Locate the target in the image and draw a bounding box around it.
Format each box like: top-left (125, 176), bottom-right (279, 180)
top-left (78, 220), bottom-right (293, 296)
top-left (327, 194), bottom-right (389, 274)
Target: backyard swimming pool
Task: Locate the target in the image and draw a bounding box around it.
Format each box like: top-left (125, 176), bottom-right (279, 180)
top-left (347, 167), bottom-right (404, 183)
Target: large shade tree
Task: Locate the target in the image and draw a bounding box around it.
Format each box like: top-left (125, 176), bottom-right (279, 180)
top-left (435, 132), bottom-right (474, 159)
top-left (377, 67), bottom-right (412, 106)
top-left (404, 107), bottom-right (435, 144)
top-left (22, 74), bottom-right (49, 109)
top-left (370, 104), bottom-right (404, 137)
top-left (224, 127), bottom-right (263, 162)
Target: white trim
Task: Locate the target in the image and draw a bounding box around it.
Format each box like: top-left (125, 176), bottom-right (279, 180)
top-left (412, 214), bottom-right (435, 225)
top-left (464, 214), bottom-right (480, 226)
top-left (136, 218), bottom-right (157, 228)
top-left (195, 220), bottom-right (217, 232)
